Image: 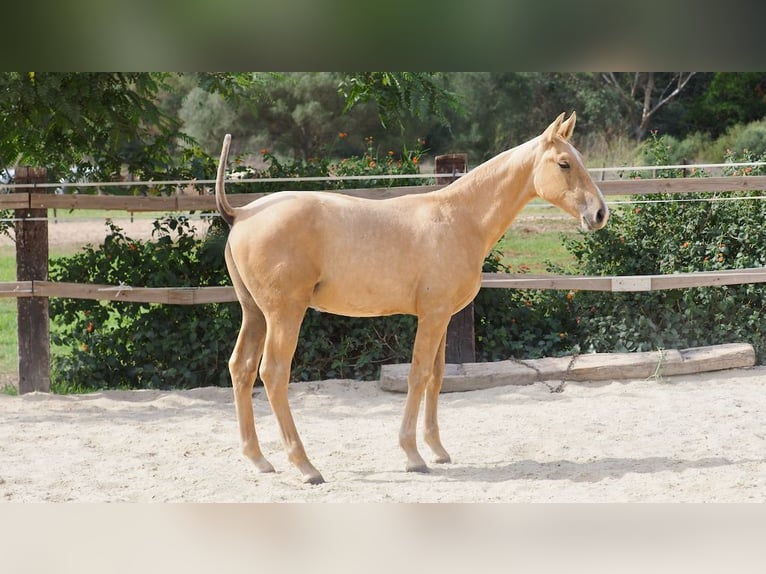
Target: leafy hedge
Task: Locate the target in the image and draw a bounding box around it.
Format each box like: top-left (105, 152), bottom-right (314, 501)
top-left (554, 137), bottom-right (766, 362)
top-left (49, 217), bottom-right (238, 392)
top-left (48, 134), bottom-right (766, 391)
top-left (48, 143), bottom-right (427, 391)
top-left (487, 133), bottom-right (766, 363)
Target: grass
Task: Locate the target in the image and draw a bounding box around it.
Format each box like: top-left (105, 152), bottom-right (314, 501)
top-left (498, 226), bottom-right (576, 273)
top-left (0, 246), bottom-right (18, 392)
top-left (497, 201), bottom-right (580, 273)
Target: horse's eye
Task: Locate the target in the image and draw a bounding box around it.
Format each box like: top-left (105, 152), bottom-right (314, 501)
top-left (558, 160), bottom-right (570, 169)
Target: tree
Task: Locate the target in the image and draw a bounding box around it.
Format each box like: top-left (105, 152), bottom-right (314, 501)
top-left (338, 72), bottom-right (460, 130)
top-left (0, 72), bottom-right (191, 181)
top-left (438, 72), bottom-right (627, 162)
top-left (168, 72), bottom-right (460, 161)
top-left (254, 72), bottom-right (354, 160)
top-left (599, 72), bottom-right (697, 140)
top-left (686, 72), bottom-right (766, 138)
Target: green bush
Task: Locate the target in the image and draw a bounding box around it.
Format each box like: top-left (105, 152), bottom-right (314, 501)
top-left (558, 133), bottom-right (766, 361)
top-left (656, 119), bottom-right (766, 164)
top-left (49, 217), bottom-right (239, 392)
top-left (474, 252), bottom-right (575, 362)
top-left (660, 132), bottom-right (712, 165)
top-left (474, 132), bottom-right (766, 366)
top-left (49, 132), bottom-right (766, 391)
top-left (49, 142), bottom-right (429, 391)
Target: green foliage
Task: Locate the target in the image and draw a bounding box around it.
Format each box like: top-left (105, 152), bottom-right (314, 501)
top-left (229, 135), bottom-right (426, 194)
top-left (48, 144), bottom-right (428, 390)
top-left (339, 72), bottom-right (460, 131)
top-left (558, 134), bottom-right (766, 361)
top-left (47, 215), bottom-right (420, 388)
top-left (0, 253), bottom-right (16, 376)
top-left (686, 72), bottom-right (766, 138)
top-left (652, 119), bottom-right (766, 165)
top-left (293, 313), bottom-right (416, 381)
top-left (474, 251), bottom-right (575, 362)
top-left (0, 72), bottom-right (186, 181)
top-left (43, 128), bottom-right (766, 391)
top-left (472, 132), bottom-right (766, 366)
top-left (49, 217), bottom-right (239, 392)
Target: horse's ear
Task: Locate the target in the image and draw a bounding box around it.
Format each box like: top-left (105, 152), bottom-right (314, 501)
top-left (542, 112), bottom-right (567, 142)
top-left (558, 111), bottom-right (576, 140)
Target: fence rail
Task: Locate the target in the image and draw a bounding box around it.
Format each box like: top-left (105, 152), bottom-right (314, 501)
top-left (6, 266), bottom-right (766, 307)
top-left (0, 185), bottom-right (444, 213)
top-left (4, 175), bottom-right (766, 211)
top-left (4, 171), bottom-right (766, 393)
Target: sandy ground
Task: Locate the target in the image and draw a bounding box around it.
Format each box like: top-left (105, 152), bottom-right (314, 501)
top-left (2, 366), bottom-right (766, 502)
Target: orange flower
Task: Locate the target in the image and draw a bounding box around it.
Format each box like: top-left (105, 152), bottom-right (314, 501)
top-left (260, 148), bottom-right (269, 155)
top-left (681, 241), bottom-right (689, 248)
top-left (412, 156), bottom-right (419, 164)
top-left (387, 150), bottom-right (394, 156)
top-left (81, 343), bottom-right (89, 352)
top-left (566, 291), bottom-right (575, 301)
top-left (87, 322), bottom-right (94, 333)
top-left (368, 161), bottom-right (376, 168)
top-left (338, 132), bottom-right (348, 139)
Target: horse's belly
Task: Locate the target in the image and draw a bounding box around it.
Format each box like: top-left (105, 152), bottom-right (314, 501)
top-left (309, 277), bottom-right (414, 318)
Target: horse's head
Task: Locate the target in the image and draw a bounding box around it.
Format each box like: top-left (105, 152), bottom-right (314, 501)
top-left (533, 112), bottom-right (609, 231)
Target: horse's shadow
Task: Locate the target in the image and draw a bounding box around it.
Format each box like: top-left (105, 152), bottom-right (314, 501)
top-left (430, 455), bottom-right (750, 483)
top-left (357, 455), bottom-right (757, 485)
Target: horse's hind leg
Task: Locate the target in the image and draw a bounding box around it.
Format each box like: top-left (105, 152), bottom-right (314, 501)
top-left (424, 330), bottom-right (451, 464)
top-left (229, 305), bottom-right (274, 474)
top-left (259, 306), bottom-right (324, 485)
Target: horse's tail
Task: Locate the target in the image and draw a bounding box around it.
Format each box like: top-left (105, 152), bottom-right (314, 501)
top-left (215, 134), bottom-right (236, 226)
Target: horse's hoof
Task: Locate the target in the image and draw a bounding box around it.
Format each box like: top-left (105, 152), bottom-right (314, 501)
top-left (406, 462), bottom-right (430, 474)
top-left (302, 472), bottom-right (325, 485)
top-left (432, 454), bottom-right (451, 464)
top-left (252, 458), bottom-right (276, 473)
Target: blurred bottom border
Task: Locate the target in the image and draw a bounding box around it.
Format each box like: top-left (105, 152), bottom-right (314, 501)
top-left (2, 503), bottom-right (765, 574)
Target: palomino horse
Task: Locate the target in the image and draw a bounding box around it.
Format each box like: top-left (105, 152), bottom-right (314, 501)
top-left (215, 112), bottom-right (608, 484)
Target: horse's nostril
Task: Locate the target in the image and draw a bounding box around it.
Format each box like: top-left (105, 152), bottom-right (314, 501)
top-left (596, 208), bottom-right (605, 224)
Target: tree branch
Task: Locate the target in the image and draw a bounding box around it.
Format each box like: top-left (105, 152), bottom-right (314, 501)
top-left (646, 72), bottom-right (696, 118)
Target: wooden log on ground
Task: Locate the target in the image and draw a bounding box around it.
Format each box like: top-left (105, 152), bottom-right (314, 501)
top-left (379, 343), bottom-right (756, 393)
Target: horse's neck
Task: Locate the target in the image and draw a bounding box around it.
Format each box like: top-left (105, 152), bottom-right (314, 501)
top-left (438, 137), bottom-right (538, 255)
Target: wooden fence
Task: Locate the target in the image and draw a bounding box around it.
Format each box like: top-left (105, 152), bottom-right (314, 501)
top-left (3, 171), bottom-right (766, 393)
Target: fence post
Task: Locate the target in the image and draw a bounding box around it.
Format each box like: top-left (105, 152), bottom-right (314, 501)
top-left (435, 153), bottom-right (476, 364)
top-left (15, 167), bottom-right (50, 394)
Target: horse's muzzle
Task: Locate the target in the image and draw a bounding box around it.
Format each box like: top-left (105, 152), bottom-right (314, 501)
top-left (581, 204), bottom-right (609, 231)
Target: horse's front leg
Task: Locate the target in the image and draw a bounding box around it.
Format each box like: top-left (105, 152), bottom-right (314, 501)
top-left (424, 330), bottom-right (451, 464)
top-left (399, 315), bottom-right (451, 473)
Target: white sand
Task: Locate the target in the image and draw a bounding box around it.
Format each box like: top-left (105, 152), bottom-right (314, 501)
top-left (2, 366), bottom-right (766, 502)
